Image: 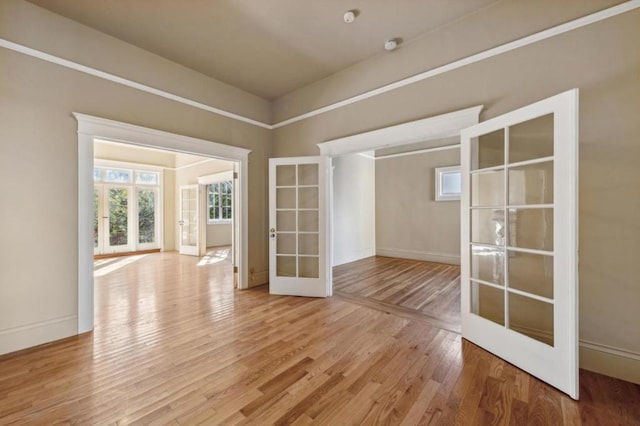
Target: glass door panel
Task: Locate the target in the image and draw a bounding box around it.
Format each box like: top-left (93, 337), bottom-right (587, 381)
top-left (104, 186), bottom-right (132, 253)
top-left (179, 185), bottom-right (200, 256)
top-left (461, 90), bottom-right (579, 399)
top-left (138, 188), bottom-right (159, 249)
top-left (269, 157), bottom-right (326, 297)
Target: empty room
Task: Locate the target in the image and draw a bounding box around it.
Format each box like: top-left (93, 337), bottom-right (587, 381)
top-left (1, 0), bottom-right (639, 424)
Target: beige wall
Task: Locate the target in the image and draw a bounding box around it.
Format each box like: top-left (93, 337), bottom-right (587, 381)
top-left (272, 4), bottom-right (640, 382)
top-left (332, 154), bottom-right (376, 266)
top-left (375, 147), bottom-right (460, 265)
top-left (0, 0), bottom-right (271, 355)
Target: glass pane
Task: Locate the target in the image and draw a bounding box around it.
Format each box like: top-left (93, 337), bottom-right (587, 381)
top-left (508, 251), bottom-right (553, 299)
top-left (277, 256), bottom-right (296, 277)
top-left (277, 211), bottom-right (296, 232)
top-left (181, 187), bottom-right (197, 246)
top-left (299, 257), bottom-right (319, 278)
top-left (299, 233), bottom-right (319, 255)
top-left (276, 165), bottom-right (296, 186)
top-left (135, 171), bottom-right (158, 185)
top-left (298, 164), bottom-right (318, 185)
top-left (298, 211), bottom-right (318, 232)
top-left (472, 129), bottom-right (504, 170)
top-left (138, 190), bottom-right (156, 244)
top-left (298, 187), bottom-right (318, 209)
top-left (508, 208), bottom-right (553, 251)
top-left (471, 245), bottom-right (504, 286)
top-left (277, 188), bottom-right (296, 209)
top-left (509, 114), bottom-right (554, 163)
top-left (93, 189), bottom-right (99, 248)
top-left (441, 171), bottom-right (461, 196)
top-left (93, 168), bottom-right (101, 181)
top-left (277, 233), bottom-right (296, 255)
top-left (509, 161), bottom-right (553, 205)
top-left (108, 188), bottom-right (128, 246)
top-left (471, 209), bottom-right (505, 246)
top-left (471, 170), bottom-right (504, 207)
top-left (508, 293), bottom-right (554, 346)
top-left (471, 281), bottom-right (504, 326)
top-left (105, 169), bottom-right (131, 183)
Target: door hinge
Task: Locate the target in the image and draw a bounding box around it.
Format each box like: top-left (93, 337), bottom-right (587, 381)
top-left (233, 172), bottom-right (238, 179)
top-left (233, 266), bottom-right (239, 273)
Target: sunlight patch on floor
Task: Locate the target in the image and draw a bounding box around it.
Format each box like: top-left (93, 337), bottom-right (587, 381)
top-left (93, 254), bottom-right (147, 277)
top-left (198, 247), bottom-right (230, 266)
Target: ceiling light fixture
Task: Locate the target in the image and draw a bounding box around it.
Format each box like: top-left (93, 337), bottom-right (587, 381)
top-left (384, 39), bottom-right (398, 51)
top-left (343, 10), bottom-right (356, 24)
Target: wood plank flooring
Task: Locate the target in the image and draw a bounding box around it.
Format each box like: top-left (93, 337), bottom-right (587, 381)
top-left (0, 251), bottom-right (639, 424)
top-left (334, 256), bottom-right (461, 333)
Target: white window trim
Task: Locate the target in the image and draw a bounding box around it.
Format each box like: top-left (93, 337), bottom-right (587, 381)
top-left (435, 165), bottom-right (462, 201)
top-left (200, 171), bottom-right (234, 225)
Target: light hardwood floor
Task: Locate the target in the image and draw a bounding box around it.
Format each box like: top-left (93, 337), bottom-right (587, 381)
top-left (0, 251), bottom-right (638, 424)
top-left (334, 256), bottom-right (461, 333)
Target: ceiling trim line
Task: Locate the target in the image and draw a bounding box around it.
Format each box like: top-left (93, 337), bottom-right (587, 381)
top-left (0, 0), bottom-right (637, 131)
top-left (271, 0), bottom-right (640, 129)
top-left (0, 38), bottom-right (272, 129)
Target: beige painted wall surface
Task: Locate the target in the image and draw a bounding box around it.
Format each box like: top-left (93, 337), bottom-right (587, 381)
top-left (273, 8), bottom-right (640, 380)
top-left (332, 154), bottom-right (376, 266)
top-left (375, 148), bottom-right (460, 264)
top-left (0, 3), bottom-right (271, 355)
top-left (0, 0), bottom-right (271, 123)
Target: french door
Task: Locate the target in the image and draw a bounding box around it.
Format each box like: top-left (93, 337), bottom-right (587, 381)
top-left (178, 184), bottom-right (204, 256)
top-left (461, 90), bottom-right (579, 398)
top-left (94, 185), bottom-right (160, 255)
top-left (268, 157), bottom-right (328, 297)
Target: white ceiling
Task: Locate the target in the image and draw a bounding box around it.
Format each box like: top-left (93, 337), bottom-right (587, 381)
top-left (27, 0), bottom-right (499, 100)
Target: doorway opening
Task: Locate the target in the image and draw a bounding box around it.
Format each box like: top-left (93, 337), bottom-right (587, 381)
top-left (76, 113), bottom-right (250, 334)
top-left (317, 106), bottom-right (483, 331)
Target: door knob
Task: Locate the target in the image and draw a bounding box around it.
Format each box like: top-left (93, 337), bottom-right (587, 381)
top-left (270, 228), bottom-right (275, 232)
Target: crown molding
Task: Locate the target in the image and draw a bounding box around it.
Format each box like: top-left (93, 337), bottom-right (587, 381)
top-left (1, 0), bottom-right (638, 131)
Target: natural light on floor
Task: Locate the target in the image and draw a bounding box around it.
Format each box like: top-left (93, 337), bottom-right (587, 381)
top-left (198, 248), bottom-right (230, 266)
top-left (93, 254), bottom-right (147, 277)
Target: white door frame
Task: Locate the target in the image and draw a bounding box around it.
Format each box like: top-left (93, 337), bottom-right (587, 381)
top-left (317, 106), bottom-right (483, 294)
top-left (75, 113), bottom-right (251, 334)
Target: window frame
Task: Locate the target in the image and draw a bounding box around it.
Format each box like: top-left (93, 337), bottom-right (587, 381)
top-left (207, 179), bottom-right (233, 224)
top-left (435, 165), bottom-right (462, 201)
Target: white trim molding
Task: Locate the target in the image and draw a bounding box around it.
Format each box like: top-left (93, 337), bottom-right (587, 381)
top-left (376, 248), bottom-right (460, 266)
top-left (318, 106), bottom-right (482, 157)
top-left (580, 340), bottom-right (640, 385)
top-left (1, 1), bottom-right (638, 130)
top-left (75, 113), bottom-right (251, 334)
top-left (0, 315), bottom-right (78, 356)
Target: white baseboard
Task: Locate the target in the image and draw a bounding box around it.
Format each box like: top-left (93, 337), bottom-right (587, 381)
top-left (0, 315), bottom-right (78, 356)
top-left (580, 340), bottom-right (640, 385)
top-left (249, 270), bottom-right (269, 288)
top-left (376, 247), bottom-right (460, 265)
top-left (333, 248), bottom-right (376, 267)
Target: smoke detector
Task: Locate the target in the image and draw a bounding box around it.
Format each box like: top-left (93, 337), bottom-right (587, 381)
top-left (343, 10), bottom-right (356, 23)
top-left (384, 39), bottom-right (398, 51)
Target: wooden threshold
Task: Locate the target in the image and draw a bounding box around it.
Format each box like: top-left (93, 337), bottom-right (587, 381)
top-left (94, 248), bottom-right (161, 259)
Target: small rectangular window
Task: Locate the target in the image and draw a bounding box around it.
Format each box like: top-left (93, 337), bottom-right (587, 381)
top-left (105, 169), bottom-right (131, 183)
top-left (435, 166), bottom-right (461, 201)
top-left (93, 168), bottom-right (102, 181)
top-left (135, 171), bottom-right (158, 185)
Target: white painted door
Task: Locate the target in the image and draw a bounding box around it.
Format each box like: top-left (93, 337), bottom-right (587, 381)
top-left (461, 89), bottom-right (579, 399)
top-left (269, 157), bottom-right (327, 297)
top-left (179, 184), bottom-right (200, 256)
